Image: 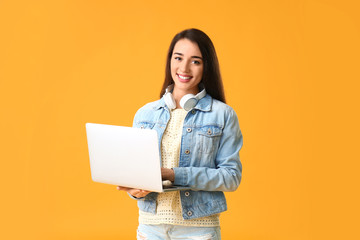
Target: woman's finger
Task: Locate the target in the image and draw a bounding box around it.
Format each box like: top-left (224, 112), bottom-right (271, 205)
top-left (117, 187), bottom-right (150, 198)
top-left (130, 189), bottom-right (141, 195)
top-left (117, 186), bottom-right (130, 191)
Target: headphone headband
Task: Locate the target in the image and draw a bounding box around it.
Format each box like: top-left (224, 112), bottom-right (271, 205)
top-left (163, 84), bottom-right (206, 111)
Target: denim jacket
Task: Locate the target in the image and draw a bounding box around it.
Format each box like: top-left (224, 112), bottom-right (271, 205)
top-left (132, 94), bottom-right (243, 220)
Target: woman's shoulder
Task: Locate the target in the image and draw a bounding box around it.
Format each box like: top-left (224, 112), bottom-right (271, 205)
top-left (133, 98), bottom-right (163, 122)
top-left (136, 98), bottom-right (163, 112)
top-left (210, 98), bottom-right (241, 131)
top-left (211, 97), bottom-right (237, 117)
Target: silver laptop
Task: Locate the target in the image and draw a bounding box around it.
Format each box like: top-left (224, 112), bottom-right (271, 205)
top-left (85, 123), bottom-right (190, 192)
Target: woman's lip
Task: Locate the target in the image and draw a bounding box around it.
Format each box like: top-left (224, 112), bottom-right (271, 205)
top-left (176, 74), bottom-right (192, 82)
top-left (177, 73), bottom-right (192, 77)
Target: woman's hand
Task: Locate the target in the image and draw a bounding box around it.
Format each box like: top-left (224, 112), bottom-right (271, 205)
top-left (116, 168), bottom-right (174, 197)
top-left (161, 168), bottom-right (175, 182)
top-left (116, 186), bottom-right (151, 198)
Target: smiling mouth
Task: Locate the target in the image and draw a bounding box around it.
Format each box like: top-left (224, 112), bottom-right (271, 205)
top-left (177, 73), bottom-right (193, 80)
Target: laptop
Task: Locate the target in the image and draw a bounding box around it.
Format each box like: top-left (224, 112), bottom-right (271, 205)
top-left (85, 123), bottom-right (190, 192)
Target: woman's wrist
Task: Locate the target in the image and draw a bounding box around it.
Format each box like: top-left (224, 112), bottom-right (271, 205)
top-left (161, 168), bottom-right (175, 182)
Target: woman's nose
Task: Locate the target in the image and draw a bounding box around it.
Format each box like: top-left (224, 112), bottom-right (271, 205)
top-left (180, 60), bottom-right (190, 73)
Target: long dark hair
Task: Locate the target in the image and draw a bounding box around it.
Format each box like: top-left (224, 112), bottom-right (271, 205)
top-left (160, 28), bottom-right (226, 103)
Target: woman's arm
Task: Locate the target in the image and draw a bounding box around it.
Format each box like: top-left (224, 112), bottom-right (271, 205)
top-left (173, 109), bottom-right (243, 192)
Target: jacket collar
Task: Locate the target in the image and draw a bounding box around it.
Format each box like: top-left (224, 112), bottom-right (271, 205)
top-left (153, 94), bottom-right (212, 112)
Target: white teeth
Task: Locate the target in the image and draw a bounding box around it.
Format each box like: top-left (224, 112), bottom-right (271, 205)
top-left (178, 75), bottom-right (191, 80)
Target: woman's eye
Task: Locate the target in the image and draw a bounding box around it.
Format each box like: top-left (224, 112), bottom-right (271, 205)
top-left (193, 60), bottom-right (201, 65)
top-left (174, 57), bottom-right (182, 61)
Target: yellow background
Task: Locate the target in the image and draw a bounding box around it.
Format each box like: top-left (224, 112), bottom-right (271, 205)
top-left (1, 0), bottom-right (359, 239)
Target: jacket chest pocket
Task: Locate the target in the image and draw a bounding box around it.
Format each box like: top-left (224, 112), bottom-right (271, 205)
top-left (197, 126), bottom-right (223, 154)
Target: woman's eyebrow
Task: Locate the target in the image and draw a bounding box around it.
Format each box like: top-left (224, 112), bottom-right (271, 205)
top-left (174, 52), bottom-right (203, 59)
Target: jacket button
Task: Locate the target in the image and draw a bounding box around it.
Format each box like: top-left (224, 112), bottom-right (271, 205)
top-left (185, 191), bottom-right (190, 197)
top-left (185, 150), bottom-right (190, 154)
top-left (187, 211), bottom-right (193, 216)
top-left (140, 125), bottom-right (144, 129)
top-left (191, 110), bottom-right (196, 114)
top-left (186, 128), bottom-right (192, 133)
top-left (207, 129), bottom-right (212, 135)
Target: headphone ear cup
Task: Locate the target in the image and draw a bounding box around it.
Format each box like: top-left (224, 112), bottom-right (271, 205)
top-left (164, 92), bottom-right (176, 110)
top-left (180, 94), bottom-right (197, 111)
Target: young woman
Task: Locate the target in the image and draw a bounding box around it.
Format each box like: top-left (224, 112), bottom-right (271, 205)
top-left (117, 28), bottom-right (243, 240)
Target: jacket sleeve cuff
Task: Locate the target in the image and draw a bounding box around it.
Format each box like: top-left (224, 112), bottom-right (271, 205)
top-left (173, 167), bottom-right (188, 186)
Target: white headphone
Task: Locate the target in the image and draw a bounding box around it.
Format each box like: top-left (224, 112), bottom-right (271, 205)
top-left (163, 84), bottom-right (207, 111)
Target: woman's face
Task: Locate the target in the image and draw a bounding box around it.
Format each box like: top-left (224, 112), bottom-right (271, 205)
top-left (171, 38), bottom-right (203, 94)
